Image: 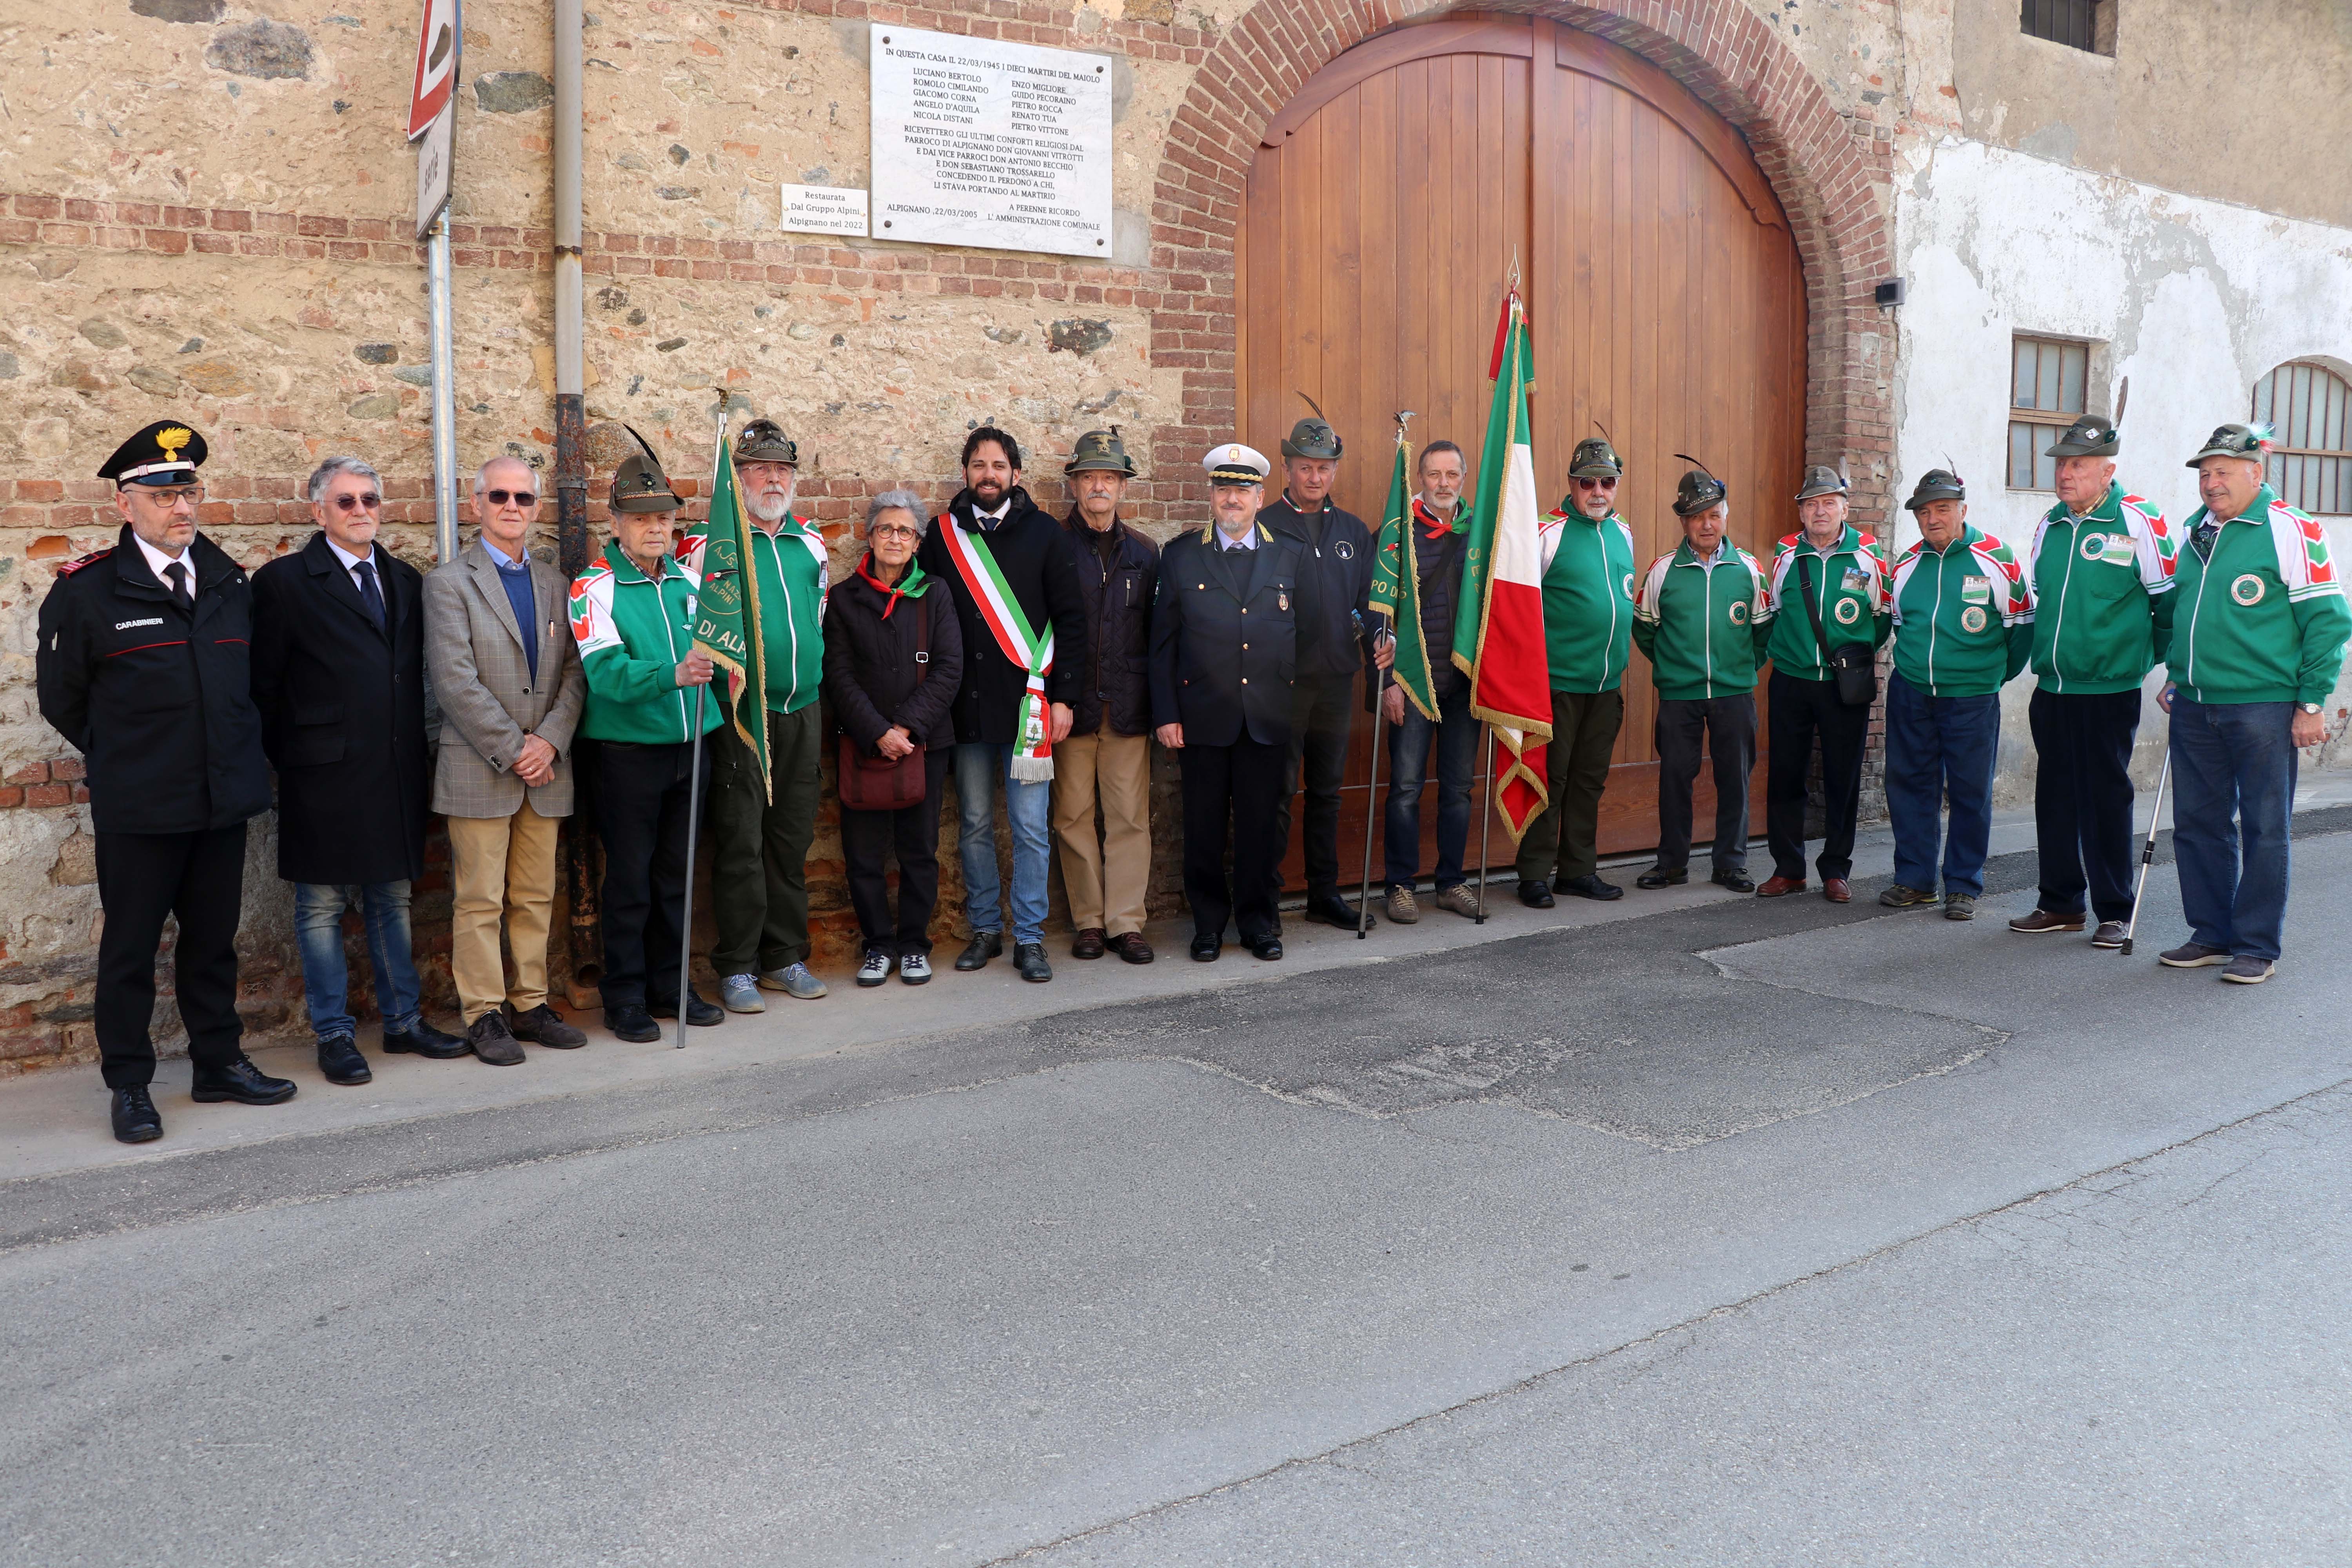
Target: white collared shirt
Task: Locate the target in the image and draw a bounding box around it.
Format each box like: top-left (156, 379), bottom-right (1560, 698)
top-left (325, 535), bottom-right (382, 604)
top-left (973, 497), bottom-right (1012, 529)
top-left (134, 530), bottom-right (197, 604)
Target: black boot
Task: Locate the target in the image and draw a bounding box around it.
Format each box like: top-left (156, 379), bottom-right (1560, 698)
top-left (383, 1017), bottom-right (470, 1059)
top-left (189, 1055), bottom-right (298, 1105)
top-left (955, 931), bottom-right (1004, 971)
top-left (1555, 874), bottom-right (1623, 902)
top-left (1634, 865), bottom-right (1686, 890)
top-left (316, 1034), bottom-right (372, 1086)
top-left (1302, 893), bottom-right (1373, 929)
top-left (1517, 879), bottom-right (1554, 909)
top-left (606, 1004), bottom-right (659, 1044)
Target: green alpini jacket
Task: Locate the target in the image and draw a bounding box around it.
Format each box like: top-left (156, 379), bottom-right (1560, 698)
top-left (1538, 502), bottom-right (1637, 694)
top-left (1763, 524), bottom-right (1892, 681)
top-left (2027, 481), bottom-right (2175, 694)
top-left (2166, 484), bottom-right (2351, 706)
top-left (1890, 524), bottom-right (2036, 698)
top-left (684, 515), bottom-right (828, 715)
top-left (1631, 540), bottom-right (1774, 700)
top-left (569, 540), bottom-right (728, 745)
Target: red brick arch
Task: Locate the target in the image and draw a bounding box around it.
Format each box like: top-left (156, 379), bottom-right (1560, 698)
top-left (1142, 0), bottom-right (1894, 523)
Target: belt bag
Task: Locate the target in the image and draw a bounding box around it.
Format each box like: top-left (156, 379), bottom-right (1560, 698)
top-left (1797, 554), bottom-right (1877, 708)
top-left (837, 596), bottom-right (933, 812)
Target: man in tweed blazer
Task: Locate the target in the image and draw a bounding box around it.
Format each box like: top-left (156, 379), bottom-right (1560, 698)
top-left (423, 456), bottom-right (589, 1063)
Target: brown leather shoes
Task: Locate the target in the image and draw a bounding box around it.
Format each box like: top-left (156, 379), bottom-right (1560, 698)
top-left (2007, 908), bottom-right (2086, 935)
top-left (1071, 927), bottom-right (1107, 960)
top-left (1105, 931), bottom-right (1154, 964)
top-left (1755, 875), bottom-right (1807, 898)
top-left (1822, 878), bottom-right (1852, 904)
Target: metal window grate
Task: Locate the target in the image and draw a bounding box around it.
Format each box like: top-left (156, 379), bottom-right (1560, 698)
top-left (2022, 0), bottom-right (2106, 53)
top-left (2253, 361), bottom-right (2352, 515)
top-left (2007, 335), bottom-right (2089, 490)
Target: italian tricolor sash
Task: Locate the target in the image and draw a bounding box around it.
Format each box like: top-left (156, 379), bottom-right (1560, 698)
top-left (936, 515), bottom-right (1056, 780)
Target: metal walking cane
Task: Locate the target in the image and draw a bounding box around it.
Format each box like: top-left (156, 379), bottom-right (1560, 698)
top-left (1475, 725), bottom-right (1495, 924)
top-left (674, 682), bottom-right (708, 1047)
top-left (2118, 750), bottom-right (2172, 957)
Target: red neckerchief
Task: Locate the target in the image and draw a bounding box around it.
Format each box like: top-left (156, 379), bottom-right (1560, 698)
top-left (856, 551), bottom-right (911, 619)
top-left (1413, 498), bottom-right (1461, 541)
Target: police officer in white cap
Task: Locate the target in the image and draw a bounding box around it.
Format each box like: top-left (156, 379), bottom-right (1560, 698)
top-left (1151, 444), bottom-right (1305, 961)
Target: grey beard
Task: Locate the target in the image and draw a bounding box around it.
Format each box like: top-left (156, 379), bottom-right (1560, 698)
top-left (749, 490), bottom-right (794, 523)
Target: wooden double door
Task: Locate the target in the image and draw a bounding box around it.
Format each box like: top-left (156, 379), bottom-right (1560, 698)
top-left (1239, 13), bottom-right (1807, 884)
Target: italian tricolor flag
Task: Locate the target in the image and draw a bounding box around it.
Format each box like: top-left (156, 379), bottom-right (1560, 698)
top-left (1453, 289), bottom-right (1551, 838)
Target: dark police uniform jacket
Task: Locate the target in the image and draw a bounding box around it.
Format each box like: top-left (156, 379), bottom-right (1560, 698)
top-left (1258, 495), bottom-right (1375, 682)
top-left (1150, 523), bottom-right (1305, 748)
top-left (35, 526), bottom-right (271, 835)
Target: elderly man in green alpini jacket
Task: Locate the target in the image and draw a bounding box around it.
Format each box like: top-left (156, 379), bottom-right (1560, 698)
top-left (1630, 464), bottom-right (1772, 894)
top-left (2153, 423), bottom-right (2350, 985)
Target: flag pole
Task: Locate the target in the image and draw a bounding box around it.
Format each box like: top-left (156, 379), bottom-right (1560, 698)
top-left (673, 403), bottom-right (728, 1048)
top-left (1358, 648), bottom-right (1387, 939)
top-left (1475, 725), bottom-right (1494, 924)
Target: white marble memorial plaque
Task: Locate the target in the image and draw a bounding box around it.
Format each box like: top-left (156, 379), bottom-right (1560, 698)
top-left (870, 25), bottom-right (1112, 259)
top-left (777, 183), bottom-right (870, 238)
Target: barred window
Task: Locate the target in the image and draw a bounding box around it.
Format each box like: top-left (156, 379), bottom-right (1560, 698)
top-left (2253, 361), bottom-right (2352, 516)
top-left (2007, 335), bottom-right (2089, 491)
top-left (2022, 0), bottom-right (2115, 55)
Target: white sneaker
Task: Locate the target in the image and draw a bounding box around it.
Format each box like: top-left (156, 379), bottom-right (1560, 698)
top-left (899, 951), bottom-right (933, 985)
top-left (855, 951), bottom-right (892, 988)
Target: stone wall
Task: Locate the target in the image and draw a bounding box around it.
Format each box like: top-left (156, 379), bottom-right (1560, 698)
top-left (1, 0), bottom-right (1969, 1076)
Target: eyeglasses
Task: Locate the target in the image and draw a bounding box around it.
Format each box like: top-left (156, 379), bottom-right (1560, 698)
top-left (140, 486), bottom-right (204, 510)
top-left (331, 492), bottom-right (383, 512)
top-left (869, 522), bottom-right (922, 541)
top-left (483, 488), bottom-right (537, 508)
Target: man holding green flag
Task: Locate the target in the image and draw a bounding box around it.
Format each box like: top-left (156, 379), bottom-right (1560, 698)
top-left (1369, 436), bottom-right (1481, 922)
top-left (685, 417), bottom-right (830, 1012)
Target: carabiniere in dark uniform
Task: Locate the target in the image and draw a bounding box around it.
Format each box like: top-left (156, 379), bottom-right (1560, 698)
top-left (35, 420), bottom-right (296, 1144)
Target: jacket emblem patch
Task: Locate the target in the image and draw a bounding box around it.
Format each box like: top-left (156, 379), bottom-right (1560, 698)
top-left (1277, 589), bottom-right (1290, 612)
top-left (114, 617), bottom-right (165, 631)
top-left (1960, 606), bottom-right (1988, 633)
top-left (1728, 600), bottom-right (1748, 624)
top-left (2230, 573), bottom-right (2266, 606)
top-left (1833, 597), bottom-right (1862, 626)
top-left (1333, 540), bottom-right (1354, 560)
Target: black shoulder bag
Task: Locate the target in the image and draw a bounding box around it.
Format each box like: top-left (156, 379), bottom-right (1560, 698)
top-left (1797, 553), bottom-right (1877, 708)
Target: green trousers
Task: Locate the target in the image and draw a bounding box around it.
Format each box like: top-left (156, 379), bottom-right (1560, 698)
top-left (708, 702), bottom-right (821, 974)
top-left (1515, 688), bottom-right (1624, 884)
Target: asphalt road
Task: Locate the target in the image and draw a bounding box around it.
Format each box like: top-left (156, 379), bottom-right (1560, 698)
top-left (4, 828), bottom-right (2348, 1567)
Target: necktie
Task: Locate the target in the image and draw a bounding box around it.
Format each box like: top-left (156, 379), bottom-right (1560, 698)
top-left (2191, 519), bottom-right (2219, 563)
top-left (163, 560), bottom-right (192, 613)
top-left (354, 560), bottom-right (386, 630)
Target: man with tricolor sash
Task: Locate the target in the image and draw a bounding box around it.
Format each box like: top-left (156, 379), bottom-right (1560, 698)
top-left (917, 426), bottom-right (1089, 984)
top-left (1512, 434), bottom-right (1639, 907)
top-left (1370, 438), bottom-right (1479, 922)
top-left (686, 418), bottom-right (830, 1013)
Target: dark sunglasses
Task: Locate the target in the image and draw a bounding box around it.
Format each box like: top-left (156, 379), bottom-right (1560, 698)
top-left (331, 492), bottom-right (383, 512)
top-left (484, 488), bottom-right (537, 507)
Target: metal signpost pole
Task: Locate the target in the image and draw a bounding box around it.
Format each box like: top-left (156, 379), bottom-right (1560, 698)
top-left (428, 211), bottom-right (458, 563)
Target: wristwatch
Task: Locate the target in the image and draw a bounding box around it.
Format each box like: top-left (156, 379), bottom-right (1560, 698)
top-left (2298, 702), bottom-right (2323, 715)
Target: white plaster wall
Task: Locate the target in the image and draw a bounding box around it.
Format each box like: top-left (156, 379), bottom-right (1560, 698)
top-left (1891, 137), bottom-right (2352, 803)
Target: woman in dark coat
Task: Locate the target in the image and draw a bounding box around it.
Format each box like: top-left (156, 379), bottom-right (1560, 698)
top-left (822, 489), bottom-right (964, 985)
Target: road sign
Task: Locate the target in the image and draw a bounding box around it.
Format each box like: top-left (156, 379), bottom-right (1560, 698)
top-left (407, 0), bottom-right (461, 141)
top-left (415, 102), bottom-right (453, 239)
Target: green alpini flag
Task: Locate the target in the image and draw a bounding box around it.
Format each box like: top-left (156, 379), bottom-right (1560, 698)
top-left (1367, 429), bottom-right (1439, 721)
top-left (693, 432), bottom-right (772, 800)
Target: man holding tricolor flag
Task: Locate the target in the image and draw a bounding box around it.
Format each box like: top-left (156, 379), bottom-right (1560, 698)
top-left (1368, 435), bottom-right (1480, 922)
top-left (690, 418), bottom-right (831, 1013)
top-left (917, 426), bottom-right (1090, 984)
top-left (1451, 288), bottom-right (1557, 899)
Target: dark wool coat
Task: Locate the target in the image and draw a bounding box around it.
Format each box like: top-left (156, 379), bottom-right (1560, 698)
top-left (822, 568), bottom-right (966, 755)
top-left (1061, 510), bottom-right (1161, 737)
top-left (913, 486), bottom-right (1090, 745)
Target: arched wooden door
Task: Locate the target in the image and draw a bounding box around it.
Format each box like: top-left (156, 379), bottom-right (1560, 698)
top-left (1239, 13), bottom-right (1806, 878)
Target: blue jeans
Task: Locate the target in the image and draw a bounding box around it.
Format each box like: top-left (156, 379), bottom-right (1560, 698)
top-left (1383, 679), bottom-right (1478, 891)
top-left (2169, 697), bottom-right (2296, 962)
top-left (955, 742), bottom-right (1053, 947)
top-left (1883, 673), bottom-right (2000, 899)
top-left (293, 880), bottom-right (421, 1040)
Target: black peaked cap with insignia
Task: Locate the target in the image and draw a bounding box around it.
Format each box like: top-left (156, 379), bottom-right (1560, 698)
top-left (610, 450), bottom-right (682, 513)
top-left (1568, 436), bottom-right (1622, 480)
top-left (735, 418), bottom-right (799, 465)
top-left (2044, 414), bottom-right (2122, 460)
top-left (99, 419), bottom-right (208, 487)
top-left (1066, 427), bottom-right (1138, 477)
top-left (1904, 468), bottom-right (1966, 512)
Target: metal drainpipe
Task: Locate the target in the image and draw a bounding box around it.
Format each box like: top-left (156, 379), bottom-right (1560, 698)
top-left (552, 0), bottom-right (599, 993)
